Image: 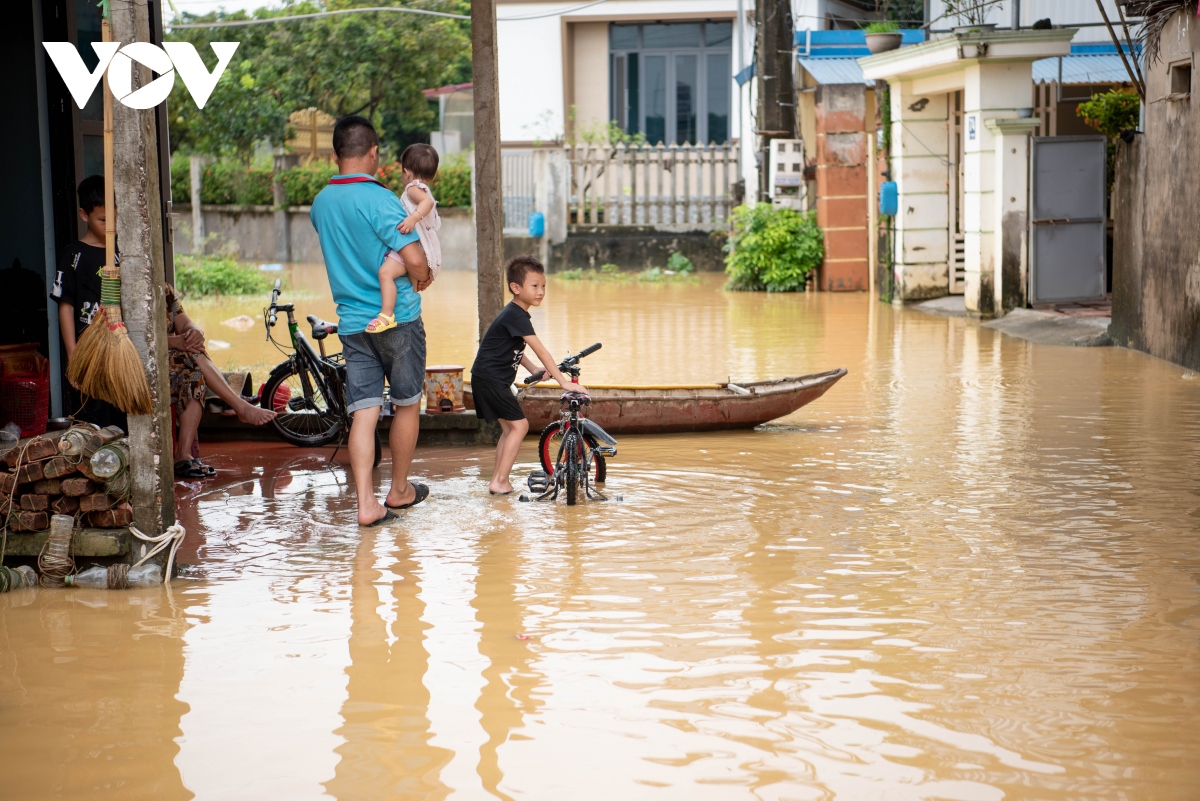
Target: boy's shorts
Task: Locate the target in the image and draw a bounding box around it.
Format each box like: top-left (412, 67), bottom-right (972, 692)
top-left (342, 317), bottom-right (426, 413)
top-left (471, 376), bottom-right (525, 422)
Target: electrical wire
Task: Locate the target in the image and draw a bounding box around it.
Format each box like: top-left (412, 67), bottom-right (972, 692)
top-left (165, 0), bottom-right (614, 27)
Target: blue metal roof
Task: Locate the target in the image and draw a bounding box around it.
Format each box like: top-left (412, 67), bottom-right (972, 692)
top-left (1033, 54), bottom-right (1135, 85)
top-left (794, 29), bottom-right (925, 58)
top-left (799, 57), bottom-right (873, 87)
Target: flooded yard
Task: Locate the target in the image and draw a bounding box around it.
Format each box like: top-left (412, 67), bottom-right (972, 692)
top-left (1, 271), bottom-right (1198, 799)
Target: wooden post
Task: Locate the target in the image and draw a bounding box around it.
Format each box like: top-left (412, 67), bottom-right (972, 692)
top-left (472, 0), bottom-right (504, 340)
top-left (111, 2), bottom-right (175, 556)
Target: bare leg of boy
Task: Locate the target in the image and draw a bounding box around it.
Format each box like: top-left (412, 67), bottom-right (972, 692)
top-left (489, 417), bottom-right (529, 494)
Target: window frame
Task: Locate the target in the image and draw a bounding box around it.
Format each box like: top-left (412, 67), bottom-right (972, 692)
top-left (609, 21), bottom-right (733, 145)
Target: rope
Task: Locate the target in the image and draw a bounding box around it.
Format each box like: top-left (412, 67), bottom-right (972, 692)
top-left (38, 518), bottom-right (76, 587)
top-left (106, 562), bottom-right (129, 590)
top-left (130, 523), bottom-right (186, 585)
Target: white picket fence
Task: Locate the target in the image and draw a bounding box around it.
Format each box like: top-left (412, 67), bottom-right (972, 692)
top-left (566, 142), bottom-right (739, 228)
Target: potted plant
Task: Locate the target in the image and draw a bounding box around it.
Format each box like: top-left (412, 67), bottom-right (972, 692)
top-left (942, 0), bottom-right (1005, 33)
top-left (864, 21), bottom-right (904, 54)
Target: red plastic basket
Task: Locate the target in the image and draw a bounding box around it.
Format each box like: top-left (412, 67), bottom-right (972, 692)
top-left (0, 360), bottom-right (50, 438)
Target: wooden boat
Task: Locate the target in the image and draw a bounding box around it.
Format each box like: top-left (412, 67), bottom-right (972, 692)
top-left (465, 369), bottom-right (847, 434)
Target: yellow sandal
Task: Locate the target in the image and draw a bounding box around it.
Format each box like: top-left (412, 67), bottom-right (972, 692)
top-left (366, 312), bottom-right (397, 334)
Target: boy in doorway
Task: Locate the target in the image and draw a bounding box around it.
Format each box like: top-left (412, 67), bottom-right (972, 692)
top-left (471, 255), bottom-right (586, 495)
top-left (49, 174), bottom-right (125, 430)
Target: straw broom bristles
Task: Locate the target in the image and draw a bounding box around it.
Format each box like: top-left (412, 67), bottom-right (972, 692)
top-left (65, 17), bottom-right (153, 417)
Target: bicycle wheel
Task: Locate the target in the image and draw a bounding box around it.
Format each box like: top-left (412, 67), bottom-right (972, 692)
top-left (563, 430), bottom-right (581, 506)
top-left (261, 360), bottom-right (343, 447)
top-left (539, 422), bottom-right (606, 483)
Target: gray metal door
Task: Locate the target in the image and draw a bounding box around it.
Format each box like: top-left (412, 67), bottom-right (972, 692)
top-left (1029, 136), bottom-right (1107, 304)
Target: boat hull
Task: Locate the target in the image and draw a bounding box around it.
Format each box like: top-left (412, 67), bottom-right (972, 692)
top-left (464, 369), bottom-right (847, 434)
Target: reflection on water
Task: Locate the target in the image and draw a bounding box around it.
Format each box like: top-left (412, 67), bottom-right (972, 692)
top-left (2, 277), bottom-right (1199, 799)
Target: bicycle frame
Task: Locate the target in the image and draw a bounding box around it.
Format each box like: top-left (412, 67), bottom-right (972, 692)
top-left (265, 297), bottom-right (348, 425)
top-left (534, 395), bottom-right (607, 503)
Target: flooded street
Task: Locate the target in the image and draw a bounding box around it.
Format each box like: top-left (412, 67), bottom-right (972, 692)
top-left (2, 272), bottom-right (1199, 799)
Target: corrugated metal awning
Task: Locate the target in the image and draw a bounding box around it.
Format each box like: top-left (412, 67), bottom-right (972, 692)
top-left (1032, 54), bottom-right (1134, 85)
top-left (798, 58), bottom-right (873, 87)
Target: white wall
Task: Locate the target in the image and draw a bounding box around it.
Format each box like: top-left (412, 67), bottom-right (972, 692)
top-left (930, 0), bottom-right (1122, 43)
top-left (497, 0), bottom-right (741, 142)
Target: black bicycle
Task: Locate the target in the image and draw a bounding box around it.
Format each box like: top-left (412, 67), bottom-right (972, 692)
top-left (524, 343), bottom-right (617, 505)
top-left (260, 279), bottom-right (381, 465)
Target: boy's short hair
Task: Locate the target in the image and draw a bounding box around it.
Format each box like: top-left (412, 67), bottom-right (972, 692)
top-left (506, 255), bottom-right (545, 291)
top-left (78, 175), bottom-right (104, 214)
top-left (401, 144), bottom-right (439, 180)
top-left (332, 115), bottom-right (378, 159)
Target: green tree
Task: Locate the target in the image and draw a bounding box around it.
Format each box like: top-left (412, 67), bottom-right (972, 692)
top-left (166, 1), bottom-right (470, 158)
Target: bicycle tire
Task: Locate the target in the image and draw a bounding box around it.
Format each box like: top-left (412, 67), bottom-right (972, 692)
top-left (564, 430), bottom-right (580, 506)
top-left (539, 422), bottom-right (606, 483)
top-left (261, 360), bottom-right (343, 447)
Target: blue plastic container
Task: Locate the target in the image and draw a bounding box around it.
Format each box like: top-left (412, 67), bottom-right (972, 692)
top-left (879, 182), bottom-right (898, 217)
top-left (528, 211), bottom-right (545, 238)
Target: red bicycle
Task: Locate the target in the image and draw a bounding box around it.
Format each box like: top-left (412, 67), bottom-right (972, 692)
top-left (523, 344), bottom-right (617, 505)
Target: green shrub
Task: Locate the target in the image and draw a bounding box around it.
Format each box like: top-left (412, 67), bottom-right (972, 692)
top-left (666, 252), bottom-right (694, 274)
top-left (724, 203), bottom-right (824, 292)
top-left (171, 157), bottom-right (191, 204)
top-left (175, 254), bottom-right (269, 297)
top-left (280, 160), bottom-right (338, 206)
top-left (198, 160), bottom-right (274, 206)
top-left (1077, 89), bottom-right (1140, 191)
top-left (378, 153), bottom-right (473, 208)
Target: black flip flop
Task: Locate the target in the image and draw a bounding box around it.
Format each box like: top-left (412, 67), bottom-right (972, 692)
top-left (174, 460), bottom-right (210, 480)
top-left (386, 481), bottom-right (429, 510)
top-left (192, 459), bottom-right (217, 477)
top-left (361, 509), bottom-right (398, 527)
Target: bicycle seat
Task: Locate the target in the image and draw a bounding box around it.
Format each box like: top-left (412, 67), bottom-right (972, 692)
top-left (561, 391), bottom-right (591, 404)
top-left (306, 314), bottom-right (338, 340)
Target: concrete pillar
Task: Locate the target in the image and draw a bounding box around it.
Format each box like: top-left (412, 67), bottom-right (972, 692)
top-left (889, 83), bottom-right (950, 301)
top-left (472, 0), bottom-right (505, 341)
top-left (272, 152), bottom-right (296, 264)
top-left (814, 84), bottom-right (868, 291)
top-left (531, 148), bottom-right (568, 269)
top-left (986, 118), bottom-right (1039, 314)
top-left (189, 155), bottom-right (204, 253)
top-left (961, 62), bottom-right (1034, 317)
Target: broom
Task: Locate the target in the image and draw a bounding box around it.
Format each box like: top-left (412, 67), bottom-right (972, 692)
top-left (66, 17), bottom-right (152, 416)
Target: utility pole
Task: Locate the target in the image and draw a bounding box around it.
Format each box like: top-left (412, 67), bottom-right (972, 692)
top-left (110, 0), bottom-right (175, 552)
top-left (472, 0), bottom-right (504, 340)
top-left (755, 0), bottom-right (796, 201)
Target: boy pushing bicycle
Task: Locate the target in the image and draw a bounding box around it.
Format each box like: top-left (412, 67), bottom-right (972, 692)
top-left (472, 256), bottom-right (586, 495)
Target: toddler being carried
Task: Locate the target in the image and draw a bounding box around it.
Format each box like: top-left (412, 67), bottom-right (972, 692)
top-left (366, 143), bottom-right (443, 334)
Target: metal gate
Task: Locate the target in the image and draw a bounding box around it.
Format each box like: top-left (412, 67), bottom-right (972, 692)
top-left (502, 150), bottom-right (535, 234)
top-left (1029, 136), bottom-right (1107, 304)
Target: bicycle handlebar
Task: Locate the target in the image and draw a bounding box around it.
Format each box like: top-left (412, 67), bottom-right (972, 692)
top-left (522, 342), bottom-right (602, 384)
top-left (266, 279), bottom-right (282, 336)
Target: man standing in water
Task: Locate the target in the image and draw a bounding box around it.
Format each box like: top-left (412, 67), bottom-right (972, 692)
top-left (311, 116), bottom-right (432, 525)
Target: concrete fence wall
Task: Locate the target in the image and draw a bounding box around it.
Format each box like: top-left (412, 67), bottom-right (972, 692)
top-left (172, 205), bottom-right (729, 274)
top-left (1110, 9), bottom-right (1200, 372)
top-left (172, 205), bottom-right (479, 270)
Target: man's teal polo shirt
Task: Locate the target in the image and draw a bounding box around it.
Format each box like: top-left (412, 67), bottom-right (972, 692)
top-left (310, 174), bottom-right (421, 335)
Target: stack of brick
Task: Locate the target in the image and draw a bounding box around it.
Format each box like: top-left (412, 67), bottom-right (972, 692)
top-left (0, 427), bottom-right (131, 532)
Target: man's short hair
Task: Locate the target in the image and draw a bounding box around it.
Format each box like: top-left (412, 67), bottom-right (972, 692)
top-left (401, 144), bottom-right (440, 180)
top-left (78, 174), bottom-right (104, 214)
top-left (506, 255), bottom-right (545, 290)
top-left (332, 115), bottom-right (379, 159)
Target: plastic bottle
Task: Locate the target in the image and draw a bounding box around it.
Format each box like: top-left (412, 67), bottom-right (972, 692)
top-left (65, 563), bottom-right (163, 589)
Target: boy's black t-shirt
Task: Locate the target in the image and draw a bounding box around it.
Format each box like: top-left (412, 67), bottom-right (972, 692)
top-left (472, 301), bottom-right (535, 384)
top-left (50, 241), bottom-right (117, 337)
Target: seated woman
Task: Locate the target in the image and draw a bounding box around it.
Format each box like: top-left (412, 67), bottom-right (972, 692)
top-left (165, 285), bottom-right (275, 479)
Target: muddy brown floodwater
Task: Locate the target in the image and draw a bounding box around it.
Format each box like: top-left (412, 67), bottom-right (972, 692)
top-left (2, 271), bottom-right (1198, 800)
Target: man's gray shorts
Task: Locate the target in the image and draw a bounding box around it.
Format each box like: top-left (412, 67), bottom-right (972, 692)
top-left (341, 317), bottom-right (426, 414)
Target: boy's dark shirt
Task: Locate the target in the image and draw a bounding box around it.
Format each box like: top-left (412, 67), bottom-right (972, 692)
top-left (472, 301), bottom-right (535, 384)
top-left (50, 241), bottom-right (117, 337)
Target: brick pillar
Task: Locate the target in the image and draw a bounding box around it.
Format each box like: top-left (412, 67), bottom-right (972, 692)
top-left (814, 84), bottom-right (869, 291)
